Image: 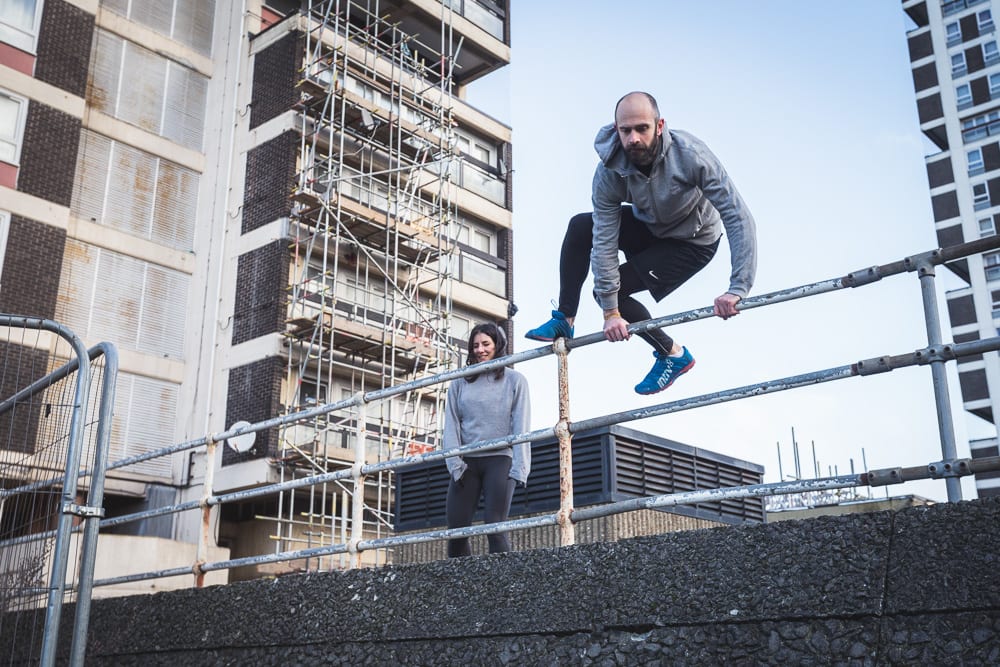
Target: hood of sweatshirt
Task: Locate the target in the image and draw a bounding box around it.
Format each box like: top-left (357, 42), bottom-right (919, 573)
top-left (593, 122), bottom-right (674, 173)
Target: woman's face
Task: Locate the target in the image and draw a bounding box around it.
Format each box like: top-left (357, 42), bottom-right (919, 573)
top-left (472, 332), bottom-right (496, 363)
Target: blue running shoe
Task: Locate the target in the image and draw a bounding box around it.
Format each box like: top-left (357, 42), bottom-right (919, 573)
top-left (525, 310), bottom-right (574, 341)
top-left (634, 347), bottom-right (695, 395)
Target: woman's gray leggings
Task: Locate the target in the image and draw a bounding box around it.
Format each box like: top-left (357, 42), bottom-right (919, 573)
top-left (446, 455), bottom-right (516, 557)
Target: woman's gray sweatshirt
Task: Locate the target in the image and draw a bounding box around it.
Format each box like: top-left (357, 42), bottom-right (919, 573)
top-left (442, 369), bottom-right (531, 485)
top-left (590, 123), bottom-right (758, 311)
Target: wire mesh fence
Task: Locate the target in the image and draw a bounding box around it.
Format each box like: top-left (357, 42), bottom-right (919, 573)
top-left (0, 318), bottom-right (116, 667)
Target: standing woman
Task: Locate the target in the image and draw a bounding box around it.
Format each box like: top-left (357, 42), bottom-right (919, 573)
top-left (443, 322), bottom-right (531, 557)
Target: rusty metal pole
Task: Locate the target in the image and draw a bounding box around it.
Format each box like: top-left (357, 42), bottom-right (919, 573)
top-left (349, 392), bottom-right (367, 568)
top-left (195, 438), bottom-right (218, 588)
top-left (554, 337), bottom-right (575, 546)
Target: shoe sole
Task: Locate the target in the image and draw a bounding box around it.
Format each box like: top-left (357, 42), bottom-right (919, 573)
top-left (525, 333), bottom-right (571, 342)
top-left (635, 359), bottom-right (695, 395)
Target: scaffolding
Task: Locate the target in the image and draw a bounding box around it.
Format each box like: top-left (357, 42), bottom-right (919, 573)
top-left (270, 0), bottom-right (464, 570)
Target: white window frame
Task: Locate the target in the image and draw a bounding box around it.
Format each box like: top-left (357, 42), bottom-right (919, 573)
top-left (979, 9), bottom-right (995, 34)
top-left (952, 52), bottom-right (968, 77)
top-left (985, 250), bottom-right (1000, 281)
top-left (991, 72), bottom-right (1000, 98)
top-left (969, 147), bottom-right (985, 175)
top-left (957, 83), bottom-right (973, 109)
top-left (947, 21), bottom-right (961, 45)
top-left (974, 182), bottom-right (992, 210)
top-left (979, 216), bottom-right (996, 237)
top-left (0, 89), bottom-right (28, 166)
top-left (985, 40), bottom-right (1000, 65)
top-left (0, 0), bottom-right (44, 53)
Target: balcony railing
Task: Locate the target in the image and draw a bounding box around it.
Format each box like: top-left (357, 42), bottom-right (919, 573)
top-left (942, 0), bottom-right (989, 19)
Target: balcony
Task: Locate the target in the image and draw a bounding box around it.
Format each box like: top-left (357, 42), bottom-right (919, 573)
top-left (942, 0), bottom-right (989, 18)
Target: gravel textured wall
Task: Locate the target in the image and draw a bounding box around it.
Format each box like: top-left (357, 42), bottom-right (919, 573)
top-left (27, 498), bottom-right (1000, 665)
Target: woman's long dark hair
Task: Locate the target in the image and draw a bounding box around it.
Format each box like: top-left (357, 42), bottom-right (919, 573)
top-left (465, 322), bottom-right (507, 382)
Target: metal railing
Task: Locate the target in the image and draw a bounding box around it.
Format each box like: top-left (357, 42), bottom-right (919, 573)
top-left (0, 318), bottom-right (117, 667)
top-left (78, 236), bottom-right (1000, 587)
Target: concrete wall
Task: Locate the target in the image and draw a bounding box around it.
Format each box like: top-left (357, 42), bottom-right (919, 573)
top-left (18, 497), bottom-right (1000, 665)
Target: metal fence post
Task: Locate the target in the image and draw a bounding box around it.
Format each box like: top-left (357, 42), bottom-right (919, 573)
top-left (68, 344), bottom-right (118, 667)
top-left (555, 337), bottom-right (575, 546)
top-left (915, 257), bottom-right (962, 501)
top-left (350, 392), bottom-right (367, 568)
top-left (195, 438), bottom-right (219, 588)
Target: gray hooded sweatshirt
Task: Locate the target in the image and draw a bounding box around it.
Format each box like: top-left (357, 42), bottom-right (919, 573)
top-left (590, 123), bottom-right (758, 311)
top-left (442, 369), bottom-right (531, 485)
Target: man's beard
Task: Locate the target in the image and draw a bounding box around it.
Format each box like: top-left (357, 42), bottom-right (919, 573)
top-left (626, 135), bottom-right (660, 167)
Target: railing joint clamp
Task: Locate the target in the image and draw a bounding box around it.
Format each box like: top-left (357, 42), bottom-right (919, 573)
top-left (855, 356), bottom-right (891, 376)
top-left (62, 502), bottom-right (105, 518)
top-left (844, 266), bottom-right (882, 287)
top-left (927, 458), bottom-right (972, 479)
top-left (867, 467), bottom-right (903, 486)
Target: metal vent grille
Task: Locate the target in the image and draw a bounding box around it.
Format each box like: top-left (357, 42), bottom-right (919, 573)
top-left (55, 240), bottom-right (189, 360)
top-left (394, 426), bottom-right (765, 531)
top-left (109, 372), bottom-right (177, 480)
top-left (614, 433), bottom-right (765, 523)
top-left (87, 29), bottom-right (207, 151)
top-left (71, 129), bottom-right (199, 251)
top-left (103, 0), bottom-right (215, 56)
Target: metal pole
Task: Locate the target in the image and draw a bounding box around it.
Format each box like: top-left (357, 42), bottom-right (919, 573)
top-left (69, 344), bottom-right (118, 667)
top-left (916, 259), bottom-right (962, 501)
top-left (195, 438), bottom-right (219, 587)
top-left (554, 337), bottom-right (575, 546)
top-left (350, 392), bottom-right (367, 568)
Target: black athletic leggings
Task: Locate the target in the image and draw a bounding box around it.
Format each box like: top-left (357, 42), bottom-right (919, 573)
top-left (558, 208), bottom-right (716, 354)
top-left (446, 455), bottom-right (516, 557)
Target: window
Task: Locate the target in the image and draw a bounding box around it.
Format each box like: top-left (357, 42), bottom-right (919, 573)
top-left (962, 109), bottom-right (1000, 143)
top-left (454, 218), bottom-right (497, 255)
top-left (991, 73), bottom-right (1000, 99)
top-left (980, 216), bottom-right (996, 237)
top-left (974, 182), bottom-right (992, 210)
top-left (957, 83), bottom-right (973, 109)
top-left (0, 0), bottom-right (42, 53)
top-left (947, 21), bottom-right (961, 46)
top-left (974, 182), bottom-right (991, 210)
top-left (986, 251), bottom-right (1000, 280)
top-left (979, 9), bottom-right (995, 34)
top-left (985, 40), bottom-right (1000, 65)
top-left (953, 52), bottom-right (968, 77)
top-left (0, 90), bottom-right (26, 165)
top-left (969, 148), bottom-right (985, 175)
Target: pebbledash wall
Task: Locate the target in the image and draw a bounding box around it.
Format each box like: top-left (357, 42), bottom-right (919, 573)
top-left (22, 497), bottom-right (1000, 665)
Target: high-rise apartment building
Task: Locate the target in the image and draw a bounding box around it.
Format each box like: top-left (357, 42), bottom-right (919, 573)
top-left (904, 0), bottom-right (1000, 498)
top-left (0, 0), bottom-right (512, 581)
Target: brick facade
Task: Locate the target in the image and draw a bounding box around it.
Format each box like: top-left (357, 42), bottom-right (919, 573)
top-left (250, 32), bottom-right (302, 129)
top-left (18, 103), bottom-right (81, 207)
top-left (34, 0), bottom-right (94, 97)
top-left (0, 342), bottom-right (50, 454)
top-left (0, 216), bottom-right (66, 319)
top-left (232, 239), bottom-right (289, 345)
top-left (241, 131), bottom-right (297, 234)
top-left (223, 356), bottom-right (284, 464)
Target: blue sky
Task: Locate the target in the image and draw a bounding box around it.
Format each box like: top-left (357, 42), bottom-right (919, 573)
top-left (467, 2), bottom-right (984, 501)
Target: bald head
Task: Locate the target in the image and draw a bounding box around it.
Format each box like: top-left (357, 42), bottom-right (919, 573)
top-left (614, 92), bottom-right (660, 124)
